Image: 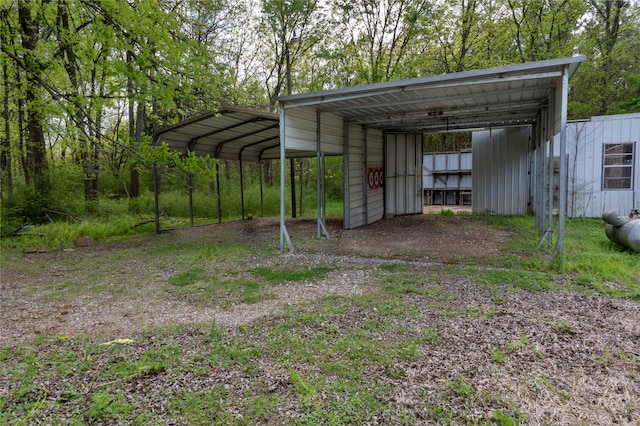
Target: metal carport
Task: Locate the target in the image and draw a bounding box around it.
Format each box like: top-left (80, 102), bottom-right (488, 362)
top-left (150, 107), bottom-right (314, 232)
top-left (277, 56), bottom-right (585, 259)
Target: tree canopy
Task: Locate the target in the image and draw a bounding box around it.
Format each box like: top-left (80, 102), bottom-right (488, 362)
top-left (1, 0), bottom-right (639, 217)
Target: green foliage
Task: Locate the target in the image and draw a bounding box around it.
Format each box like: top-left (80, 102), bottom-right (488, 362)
top-left (86, 390), bottom-right (132, 421)
top-left (168, 388), bottom-right (232, 424)
top-left (470, 268), bottom-right (557, 292)
top-left (168, 267), bottom-right (207, 286)
top-left (490, 347), bottom-right (506, 364)
top-left (492, 409), bottom-right (520, 426)
top-left (290, 369), bottom-right (318, 406)
top-left (609, 73), bottom-right (640, 114)
top-left (562, 219), bottom-right (639, 294)
top-left (428, 405), bottom-right (458, 424)
top-left (1, 187), bottom-right (50, 229)
top-left (0, 214), bottom-right (156, 253)
top-left (167, 268), bottom-right (271, 307)
top-left (445, 376), bottom-right (474, 399)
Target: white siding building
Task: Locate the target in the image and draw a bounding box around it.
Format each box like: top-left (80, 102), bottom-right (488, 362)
top-left (564, 113), bottom-right (640, 218)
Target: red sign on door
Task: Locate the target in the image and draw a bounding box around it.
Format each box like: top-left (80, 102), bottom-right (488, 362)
top-left (367, 167), bottom-right (384, 190)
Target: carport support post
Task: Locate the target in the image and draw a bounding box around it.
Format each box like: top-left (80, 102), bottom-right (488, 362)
top-left (240, 160), bottom-right (245, 219)
top-left (552, 66), bottom-right (569, 261)
top-left (187, 172), bottom-right (194, 227)
top-left (259, 160), bottom-right (264, 217)
top-left (290, 159), bottom-right (296, 218)
top-left (216, 162), bottom-right (222, 223)
top-left (316, 110), bottom-right (329, 238)
top-left (279, 104), bottom-right (293, 251)
top-left (533, 114), bottom-right (544, 234)
top-left (153, 163), bottom-right (160, 233)
top-left (547, 99), bottom-right (555, 247)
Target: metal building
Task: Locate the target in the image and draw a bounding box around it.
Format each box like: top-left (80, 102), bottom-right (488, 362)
top-left (564, 113), bottom-right (640, 218)
top-left (278, 56), bottom-right (584, 257)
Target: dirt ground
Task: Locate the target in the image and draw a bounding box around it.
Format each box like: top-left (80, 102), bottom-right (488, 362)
top-left (1, 213), bottom-right (507, 346)
top-left (1, 214), bottom-right (639, 424)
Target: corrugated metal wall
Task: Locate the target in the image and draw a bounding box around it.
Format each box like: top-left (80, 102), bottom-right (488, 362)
top-left (345, 125), bottom-right (365, 228)
top-left (283, 107), bottom-right (343, 154)
top-left (344, 125), bottom-right (385, 228)
top-left (385, 133), bottom-right (423, 215)
top-left (565, 113), bottom-right (640, 217)
top-left (367, 130), bottom-right (385, 222)
top-left (472, 128), bottom-right (531, 214)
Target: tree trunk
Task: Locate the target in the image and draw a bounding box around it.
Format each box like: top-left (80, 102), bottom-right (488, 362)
top-left (1, 47), bottom-right (13, 198)
top-left (130, 96), bottom-right (144, 199)
top-left (18, 2), bottom-right (49, 197)
top-left (17, 81), bottom-right (29, 187)
top-left (127, 51), bottom-right (140, 199)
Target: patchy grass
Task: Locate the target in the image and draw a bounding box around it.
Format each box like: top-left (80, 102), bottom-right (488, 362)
top-left (1, 215), bottom-right (639, 425)
top-left (2, 272), bottom-right (638, 425)
top-left (479, 215), bottom-right (639, 298)
top-left (252, 266), bottom-right (334, 283)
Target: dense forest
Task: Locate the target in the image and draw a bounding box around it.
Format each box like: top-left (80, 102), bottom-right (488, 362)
top-left (1, 0), bottom-right (639, 229)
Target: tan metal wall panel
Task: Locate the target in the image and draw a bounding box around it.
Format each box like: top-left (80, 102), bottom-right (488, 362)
top-left (284, 107), bottom-right (344, 154)
top-left (319, 111), bottom-right (344, 154)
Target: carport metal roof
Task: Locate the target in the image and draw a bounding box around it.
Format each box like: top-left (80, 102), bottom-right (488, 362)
top-left (151, 57), bottom-right (584, 159)
top-left (150, 106), bottom-right (310, 162)
top-left (278, 56), bottom-right (584, 134)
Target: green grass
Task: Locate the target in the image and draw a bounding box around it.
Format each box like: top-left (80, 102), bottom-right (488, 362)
top-left (476, 215), bottom-right (639, 297)
top-left (166, 269), bottom-right (271, 306)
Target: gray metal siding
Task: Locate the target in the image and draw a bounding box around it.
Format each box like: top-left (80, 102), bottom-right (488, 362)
top-left (367, 129), bottom-right (385, 222)
top-left (284, 107), bottom-right (343, 154)
top-left (565, 113), bottom-right (640, 217)
top-left (385, 133), bottom-right (423, 215)
top-left (472, 128), bottom-right (530, 214)
top-left (344, 126), bottom-right (386, 228)
top-left (347, 125), bottom-right (365, 228)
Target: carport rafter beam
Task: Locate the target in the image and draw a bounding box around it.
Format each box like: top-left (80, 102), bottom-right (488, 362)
top-left (388, 116), bottom-right (538, 133)
top-left (238, 135), bottom-right (280, 159)
top-left (258, 143), bottom-right (281, 160)
top-left (347, 101), bottom-right (545, 126)
top-left (151, 111), bottom-right (219, 146)
top-left (214, 124), bottom-right (280, 157)
top-left (186, 117), bottom-right (277, 152)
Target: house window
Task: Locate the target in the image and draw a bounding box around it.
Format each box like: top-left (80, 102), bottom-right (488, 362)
top-left (602, 143), bottom-right (635, 190)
